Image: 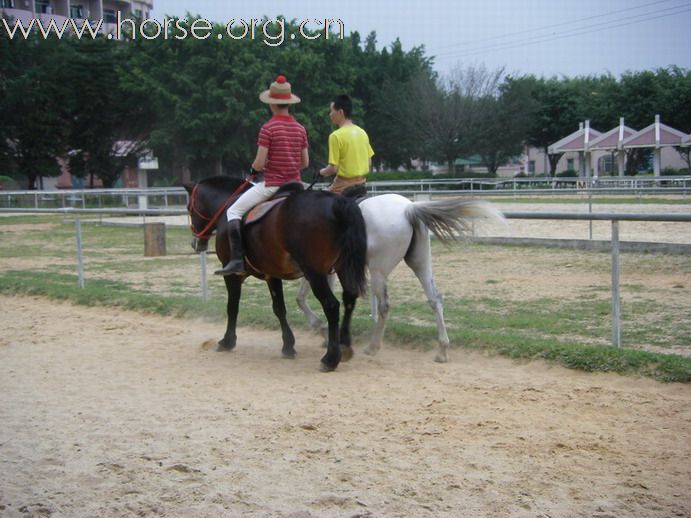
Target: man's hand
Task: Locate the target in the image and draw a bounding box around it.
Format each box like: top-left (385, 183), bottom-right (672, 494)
top-left (320, 164), bottom-right (338, 177)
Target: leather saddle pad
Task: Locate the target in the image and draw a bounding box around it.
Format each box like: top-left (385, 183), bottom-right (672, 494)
top-left (244, 196), bottom-right (287, 225)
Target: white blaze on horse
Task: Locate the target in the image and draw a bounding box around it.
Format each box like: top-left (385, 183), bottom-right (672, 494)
top-left (296, 193), bottom-right (505, 363)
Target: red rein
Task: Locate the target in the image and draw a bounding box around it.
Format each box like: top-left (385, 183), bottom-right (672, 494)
top-left (189, 176), bottom-right (254, 239)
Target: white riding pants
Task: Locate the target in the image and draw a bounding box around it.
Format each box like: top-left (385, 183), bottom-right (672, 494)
top-left (226, 181), bottom-right (279, 221)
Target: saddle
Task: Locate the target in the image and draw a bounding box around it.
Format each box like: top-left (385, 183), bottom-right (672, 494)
top-left (244, 182), bottom-right (304, 225)
top-left (341, 184), bottom-right (368, 203)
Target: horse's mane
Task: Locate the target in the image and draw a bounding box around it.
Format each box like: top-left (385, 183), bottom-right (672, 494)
top-left (199, 175), bottom-right (246, 191)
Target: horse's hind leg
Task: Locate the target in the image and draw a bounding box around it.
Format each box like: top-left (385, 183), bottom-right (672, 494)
top-left (405, 230), bottom-right (450, 363)
top-left (219, 275), bottom-right (243, 351)
top-left (306, 273), bottom-right (341, 372)
top-left (336, 277), bottom-right (357, 362)
top-left (296, 276), bottom-right (334, 341)
top-left (296, 278), bottom-right (323, 329)
top-left (363, 270), bottom-right (389, 357)
top-left (267, 278), bottom-right (296, 359)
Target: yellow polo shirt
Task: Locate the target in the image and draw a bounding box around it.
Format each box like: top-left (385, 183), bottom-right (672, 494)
top-left (327, 124), bottom-right (374, 179)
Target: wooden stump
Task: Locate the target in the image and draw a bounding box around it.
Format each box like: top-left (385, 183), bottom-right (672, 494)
top-left (144, 223), bottom-right (166, 257)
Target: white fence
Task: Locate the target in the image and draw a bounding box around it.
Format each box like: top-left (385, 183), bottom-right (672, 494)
top-left (1, 175), bottom-right (689, 210)
top-left (367, 175), bottom-right (691, 196)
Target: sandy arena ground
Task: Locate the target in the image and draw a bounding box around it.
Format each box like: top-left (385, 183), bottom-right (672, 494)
top-left (1, 295), bottom-right (690, 517)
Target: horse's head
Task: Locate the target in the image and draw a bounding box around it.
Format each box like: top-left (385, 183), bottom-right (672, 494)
top-left (184, 182), bottom-right (211, 253)
top-left (184, 176), bottom-right (249, 254)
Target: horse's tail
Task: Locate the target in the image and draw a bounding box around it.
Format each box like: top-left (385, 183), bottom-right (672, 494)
top-left (333, 196), bottom-right (368, 296)
top-left (405, 198), bottom-right (505, 242)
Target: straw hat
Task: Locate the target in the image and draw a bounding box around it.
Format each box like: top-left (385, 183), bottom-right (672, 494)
top-left (259, 75), bottom-right (301, 104)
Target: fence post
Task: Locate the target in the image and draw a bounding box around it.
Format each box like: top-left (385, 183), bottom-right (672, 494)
top-left (75, 216), bottom-right (85, 289)
top-left (588, 191), bottom-right (593, 240)
top-left (144, 223), bottom-right (166, 256)
top-left (199, 251), bottom-right (208, 301)
top-left (611, 219), bottom-right (621, 347)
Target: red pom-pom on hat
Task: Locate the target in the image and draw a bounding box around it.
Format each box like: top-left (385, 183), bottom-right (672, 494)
top-left (275, 75), bottom-right (287, 84)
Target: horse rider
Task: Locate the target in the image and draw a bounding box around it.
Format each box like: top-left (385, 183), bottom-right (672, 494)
top-left (319, 94), bottom-right (374, 195)
top-left (215, 75), bottom-right (309, 276)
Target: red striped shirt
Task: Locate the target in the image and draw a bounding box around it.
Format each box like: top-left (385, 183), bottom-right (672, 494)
top-left (258, 115), bottom-right (308, 186)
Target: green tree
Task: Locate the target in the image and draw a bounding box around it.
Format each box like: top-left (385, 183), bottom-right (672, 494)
top-left (522, 76), bottom-right (579, 176)
top-left (363, 36), bottom-right (434, 169)
top-left (472, 76), bottom-right (537, 175)
top-left (611, 70), bottom-right (666, 175)
top-left (66, 36), bottom-right (152, 187)
top-left (0, 35), bottom-right (71, 189)
top-left (121, 16), bottom-right (360, 182)
top-left (570, 74), bottom-right (621, 129)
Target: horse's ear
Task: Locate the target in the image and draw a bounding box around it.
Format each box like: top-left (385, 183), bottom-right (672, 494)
top-left (182, 182), bottom-right (194, 194)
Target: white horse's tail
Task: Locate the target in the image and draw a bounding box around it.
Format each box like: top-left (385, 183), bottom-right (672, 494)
top-left (405, 198), bottom-right (505, 242)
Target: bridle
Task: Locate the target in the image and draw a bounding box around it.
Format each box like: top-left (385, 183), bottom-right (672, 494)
top-left (188, 175), bottom-right (254, 240)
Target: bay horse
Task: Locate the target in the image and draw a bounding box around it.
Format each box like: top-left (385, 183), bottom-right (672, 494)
top-left (184, 176), bottom-right (367, 372)
top-left (296, 192), bottom-right (505, 363)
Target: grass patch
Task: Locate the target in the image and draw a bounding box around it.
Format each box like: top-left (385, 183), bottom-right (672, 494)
top-left (0, 270), bottom-right (223, 320)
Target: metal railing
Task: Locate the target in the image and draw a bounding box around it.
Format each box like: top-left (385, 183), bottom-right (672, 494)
top-left (0, 188), bottom-right (188, 210)
top-left (500, 211), bottom-right (691, 347)
top-left (367, 175), bottom-right (691, 196)
top-left (1, 174), bottom-right (689, 210)
top-left (1, 206), bottom-right (690, 350)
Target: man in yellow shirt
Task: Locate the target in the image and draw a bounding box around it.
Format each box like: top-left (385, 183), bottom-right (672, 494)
top-left (319, 94), bottom-right (374, 194)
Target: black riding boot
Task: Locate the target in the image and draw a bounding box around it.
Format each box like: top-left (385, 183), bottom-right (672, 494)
top-left (215, 219), bottom-right (246, 275)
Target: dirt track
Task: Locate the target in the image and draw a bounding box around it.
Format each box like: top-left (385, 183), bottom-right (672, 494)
top-left (1, 295), bottom-right (689, 517)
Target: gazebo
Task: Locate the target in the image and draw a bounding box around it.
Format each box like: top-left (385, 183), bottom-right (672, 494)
top-left (588, 118), bottom-right (638, 177)
top-left (549, 115), bottom-right (690, 177)
top-left (548, 120), bottom-right (602, 179)
top-left (622, 115), bottom-right (689, 176)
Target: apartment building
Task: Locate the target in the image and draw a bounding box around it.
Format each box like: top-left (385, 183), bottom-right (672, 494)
top-left (1, 0), bottom-right (153, 29)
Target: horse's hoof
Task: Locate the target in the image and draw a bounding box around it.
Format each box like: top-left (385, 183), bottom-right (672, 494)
top-left (363, 346), bottom-right (378, 356)
top-left (434, 353), bottom-right (448, 363)
top-left (217, 338), bottom-right (236, 352)
top-left (319, 362), bottom-right (336, 373)
top-left (340, 346), bottom-right (353, 362)
top-left (308, 318), bottom-right (323, 330)
top-left (282, 350), bottom-right (296, 359)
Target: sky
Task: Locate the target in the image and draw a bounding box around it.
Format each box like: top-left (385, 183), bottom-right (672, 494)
top-left (150, 0), bottom-right (691, 79)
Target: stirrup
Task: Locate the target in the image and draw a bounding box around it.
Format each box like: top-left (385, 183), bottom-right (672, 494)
top-left (214, 259), bottom-right (246, 276)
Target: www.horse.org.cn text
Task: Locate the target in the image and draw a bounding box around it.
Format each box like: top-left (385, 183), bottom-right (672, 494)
top-left (1, 14), bottom-right (345, 46)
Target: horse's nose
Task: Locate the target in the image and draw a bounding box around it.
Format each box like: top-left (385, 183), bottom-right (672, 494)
top-left (191, 237), bottom-right (209, 253)
top-left (191, 238), bottom-right (201, 253)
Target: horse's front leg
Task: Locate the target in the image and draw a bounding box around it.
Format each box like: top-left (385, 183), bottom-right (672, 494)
top-left (306, 273), bottom-right (341, 372)
top-left (267, 278), bottom-right (296, 359)
top-left (218, 274), bottom-right (244, 351)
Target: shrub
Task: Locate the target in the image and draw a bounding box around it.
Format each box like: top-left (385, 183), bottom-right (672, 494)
top-left (0, 175), bottom-right (19, 190)
top-left (661, 167), bottom-right (688, 176)
top-left (556, 169), bottom-right (578, 177)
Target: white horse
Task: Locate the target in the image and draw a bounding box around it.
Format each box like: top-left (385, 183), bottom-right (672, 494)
top-left (296, 193), bottom-right (505, 362)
